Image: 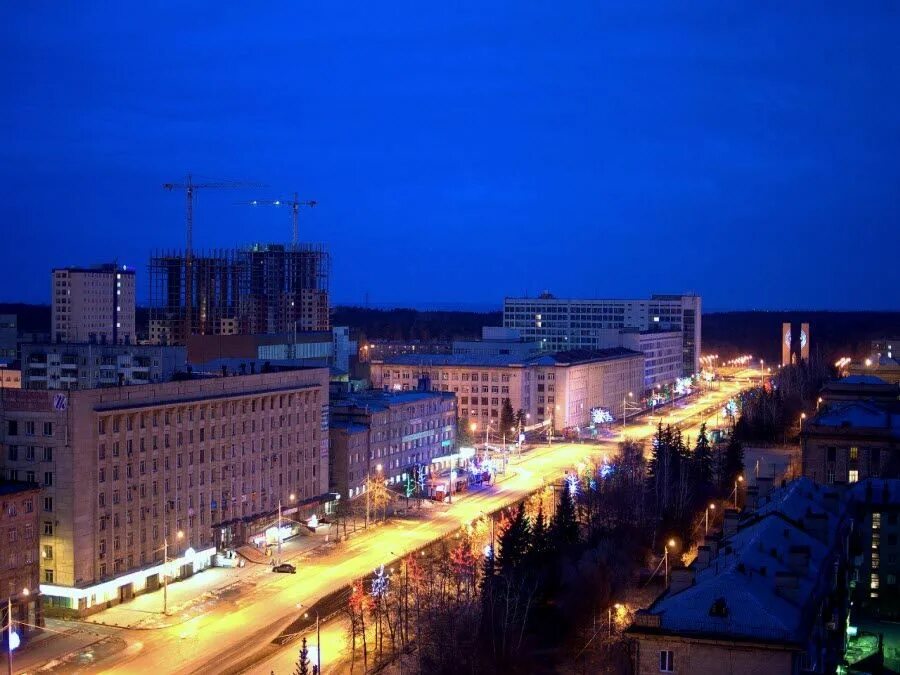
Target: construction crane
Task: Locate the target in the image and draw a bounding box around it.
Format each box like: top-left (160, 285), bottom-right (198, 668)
top-left (248, 193), bottom-right (317, 246)
top-left (162, 174), bottom-right (263, 336)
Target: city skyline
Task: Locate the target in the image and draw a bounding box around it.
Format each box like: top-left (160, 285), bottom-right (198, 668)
top-left (3, 2), bottom-right (900, 311)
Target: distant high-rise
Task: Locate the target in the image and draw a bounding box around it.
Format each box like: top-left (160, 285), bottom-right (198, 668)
top-left (51, 264), bottom-right (135, 345)
top-left (503, 292), bottom-right (701, 376)
top-left (149, 243), bottom-right (329, 344)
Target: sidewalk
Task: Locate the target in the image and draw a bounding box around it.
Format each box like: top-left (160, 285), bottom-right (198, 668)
top-left (80, 531), bottom-right (328, 630)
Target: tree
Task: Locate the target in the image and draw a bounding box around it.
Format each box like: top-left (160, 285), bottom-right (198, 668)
top-left (496, 502), bottom-right (532, 576)
top-left (457, 417), bottom-right (476, 446)
top-left (551, 480), bottom-right (579, 548)
top-left (723, 436), bottom-right (745, 490)
top-left (500, 399), bottom-right (516, 440)
top-left (692, 423), bottom-right (714, 496)
top-left (295, 637), bottom-right (310, 675)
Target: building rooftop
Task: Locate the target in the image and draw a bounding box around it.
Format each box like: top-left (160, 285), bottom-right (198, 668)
top-left (332, 388), bottom-right (456, 412)
top-left (838, 375), bottom-right (890, 385)
top-left (375, 347), bottom-right (642, 368)
top-left (810, 400), bottom-right (900, 435)
top-left (0, 480), bottom-right (41, 497)
top-left (329, 421), bottom-right (369, 433)
top-left (633, 477), bottom-right (843, 645)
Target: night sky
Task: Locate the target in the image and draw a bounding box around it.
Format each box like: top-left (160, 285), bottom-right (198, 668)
top-left (2, 2), bottom-right (898, 310)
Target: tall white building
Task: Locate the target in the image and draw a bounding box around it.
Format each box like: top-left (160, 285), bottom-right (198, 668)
top-left (52, 264), bottom-right (136, 345)
top-left (503, 293), bottom-right (701, 376)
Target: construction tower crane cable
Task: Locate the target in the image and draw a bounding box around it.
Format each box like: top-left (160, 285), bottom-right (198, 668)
top-left (162, 174), bottom-right (263, 336)
top-left (248, 192), bottom-right (317, 246)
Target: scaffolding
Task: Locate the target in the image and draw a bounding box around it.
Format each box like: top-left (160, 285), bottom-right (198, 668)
top-left (149, 244), bottom-right (329, 344)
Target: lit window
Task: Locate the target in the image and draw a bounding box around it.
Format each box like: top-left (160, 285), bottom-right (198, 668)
top-left (849, 470), bottom-right (859, 483)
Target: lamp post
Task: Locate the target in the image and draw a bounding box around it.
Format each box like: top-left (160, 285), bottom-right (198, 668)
top-left (705, 503), bottom-right (716, 535)
top-left (759, 359), bottom-right (764, 388)
top-left (664, 539), bottom-right (675, 587)
top-left (622, 392), bottom-right (634, 428)
top-left (608, 602), bottom-right (621, 638)
top-left (298, 604), bottom-right (321, 675)
top-left (799, 412), bottom-right (807, 436)
top-left (162, 530), bottom-right (184, 615)
top-left (6, 587), bottom-right (28, 675)
top-left (731, 475), bottom-right (744, 509)
top-left (276, 493), bottom-right (296, 566)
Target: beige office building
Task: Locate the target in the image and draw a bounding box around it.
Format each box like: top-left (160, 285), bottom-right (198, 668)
top-left (0, 366), bottom-right (329, 615)
top-left (52, 264), bottom-right (136, 345)
top-left (370, 348), bottom-right (644, 431)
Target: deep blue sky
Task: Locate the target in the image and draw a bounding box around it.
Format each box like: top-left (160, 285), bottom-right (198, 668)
top-left (2, 2), bottom-right (898, 310)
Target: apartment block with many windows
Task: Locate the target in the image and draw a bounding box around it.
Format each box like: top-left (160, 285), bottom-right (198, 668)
top-left (0, 367), bottom-right (329, 615)
top-left (503, 292), bottom-right (701, 377)
top-left (52, 264), bottom-right (135, 345)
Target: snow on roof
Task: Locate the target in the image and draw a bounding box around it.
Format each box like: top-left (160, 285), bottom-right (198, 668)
top-left (376, 348), bottom-right (642, 368)
top-left (839, 374), bottom-right (889, 385)
top-left (645, 478), bottom-right (842, 643)
top-left (813, 400), bottom-right (900, 433)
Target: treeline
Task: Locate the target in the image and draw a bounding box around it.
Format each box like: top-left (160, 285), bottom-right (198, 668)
top-left (734, 359), bottom-right (832, 443)
top-left (703, 310), bottom-right (900, 363)
top-left (332, 305), bottom-right (500, 342)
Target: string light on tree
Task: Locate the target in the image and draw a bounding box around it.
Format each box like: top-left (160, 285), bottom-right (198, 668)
top-left (370, 564), bottom-right (390, 597)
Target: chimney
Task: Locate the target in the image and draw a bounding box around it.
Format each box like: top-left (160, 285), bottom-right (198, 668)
top-left (696, 545), bottom-right (712, 569)
top-left (669, 567), bottom-right (694, 594)
top-left (775, 571), bottom-right (801, 603)
top-left (704, 535), bottom-right (719, 558)
top-left (802, 512), bottom-right (829, 543)
top-left (757, 476), bottom-right (773, 501)
top-left (746, 485), bottom-right (759, 510)
top-left (723, 509), bottom-right (740, 538)
top-left (788, 545), bottom-right (811, 574)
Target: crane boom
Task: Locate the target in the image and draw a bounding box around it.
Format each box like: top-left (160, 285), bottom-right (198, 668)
top-left (162, 173), bottom-right (263, 338)
top-left (248, 192), bottom-right (317, 245)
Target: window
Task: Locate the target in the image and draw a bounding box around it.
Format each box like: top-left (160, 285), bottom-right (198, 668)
top-left (43, 544), bottom-right (53, 560)
top-left (849, 470), bottom-right (859, 484)
top-left (850, 446), bottom-right (859, 461)
top-left (43, 496), bottom-right (53, 512)
top-left (659, 650), bottom-right (674, 672)
top-left (43, 521), bottom-right (53, 536)
top-left (44, 569), bottom-right (54, 583)
top-left (24, 421), bottom-right (35, 436)
top-left (7, 445), bottom-right (17, 461)
top-left (43, 471), bottom-right (53, 486)
top-left (7, 420), bottom-right (17, 436)
top-left (43, 447), bottom-right (53, 462)
top-left (43, 422), bottom-right (53, 437)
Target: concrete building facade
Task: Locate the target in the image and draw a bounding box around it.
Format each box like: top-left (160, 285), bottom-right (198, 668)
top-left (451, 327), bottom-right (540, 359)
top-left (329, 390), bottom-right (457, 499)
top-left (801, 400), bottom-right (900, 485)
top-left (370, 348), bottom-right (644, 430)
top-left (619, 330), bottom-right (683, 390)
top-left (503, 292), bottom-right (701, 376)
top-left (0, 314), bottom-right (16, 360)
top-left (52, 264), bottom-right (135, 345)
top-left (0, 367), bottom-right (329, 615)
top-left (0, 481), bottom-right (43, 643)
top-left (20, 344), bottom-right (187, 390)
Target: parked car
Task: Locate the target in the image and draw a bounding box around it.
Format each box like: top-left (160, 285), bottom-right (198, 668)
top-left (272, 563), bottom-right (296, 574)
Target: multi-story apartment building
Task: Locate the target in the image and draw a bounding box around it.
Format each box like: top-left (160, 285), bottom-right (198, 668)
top-left (451, 327), bottom-right (541, 359)
top-left (0, 364), bottom-right (21, 389)
top-left (0, 481), bottom-right (43, 643)
top-left (329, 390), bottom-right (457, 499)
top-left (849, 479), bottom-right (900, 618)
top-left (0, 367), bottom-right (329, 615)
top-left (52, 264), bottom-right (135, 345)
top-left (370, 348), bottom-right (644, 430)
top-left (628, 478), bottom-right (852, 675)
top-left (503, 292), bottom-right (701, 376)
top-left (20, 344), bottom-right (186, 390)
top-left (0, 314), bottom-right (16, 360)
top-left (801, 400), bottom-right (900, 484)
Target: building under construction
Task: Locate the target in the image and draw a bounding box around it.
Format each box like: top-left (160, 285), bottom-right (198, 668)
top-left (149, 243), bottom-right (329, 344)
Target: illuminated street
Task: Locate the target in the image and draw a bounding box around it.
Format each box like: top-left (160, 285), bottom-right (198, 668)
top-left (10, 370), bottom-right (757, 675)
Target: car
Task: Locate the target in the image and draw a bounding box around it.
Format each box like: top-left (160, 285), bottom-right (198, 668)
top-left (272, 563), bottom-right (296, 574)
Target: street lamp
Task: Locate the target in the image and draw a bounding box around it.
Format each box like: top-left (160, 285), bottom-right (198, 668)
top-left (608, 602), bottom-right (622, 638)
top-left (275, 492), bottom-right (297, 566)
top-left (664, 539), bottom-right (676, 587)
top-left (622, 392), bottom-right (635, 428)
top-left (705, 503), bottom-right (716, 535)
top-left (297, 603), bottom-right (321, 675)
top-left (731, 475), bottom-right (744, 509)
top-left (162, 530), bottom-right (184, 615)
top-left (6, 587), bottom-right (29, 675)
top-left (799, 412), bottom-right (807, 435)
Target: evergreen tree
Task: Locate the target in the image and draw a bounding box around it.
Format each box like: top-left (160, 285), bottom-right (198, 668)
top-left (551, 480), bottom-right (579, 548)
top-left (500, 399), bottom-right (516, 439)
top-left (496, 502), bottom-right (532, 576)
top-left (692, 423), bottom-right (714, 498)
top-left (295, 637), bottom-right (310, 675)
top-left (724, 436), bottom-right (745, 487)
top-left (528, 504), bottom-right (550, 565)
